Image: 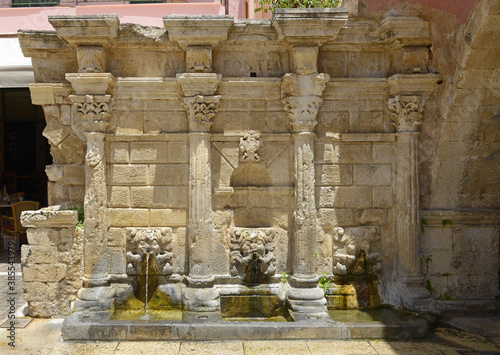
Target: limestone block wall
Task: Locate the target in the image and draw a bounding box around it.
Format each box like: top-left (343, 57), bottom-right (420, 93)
top-left (20, 207), bottom-right (81, 317)
top-left (420, 210), bottom-right (500, 307)
top-left (106, 137), bottom-right (189, 277)
top-left (17, 4), bottom-right (500, 316)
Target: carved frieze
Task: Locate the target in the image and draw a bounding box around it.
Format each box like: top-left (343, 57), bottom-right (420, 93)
top-left (229, 228), bottom-right (276, 278)
top-left (239, 130), bottom-right (262, 163)
top-left (77, 45), bottom-right (106, 73)
top-left (332, 226), bottom-right (381, 275)
top-left (388, 95), bottom-right (423, 132)
top-left (186, 45), bottom-right (212, 73)
top-left (70, 94), bottom-right (112, 133)
top-left (126, 228), bottom-right (174, 275)
top-left (183, 95), bottom-right (221, 132)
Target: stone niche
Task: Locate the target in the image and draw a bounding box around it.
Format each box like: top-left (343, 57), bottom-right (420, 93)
top-left (17, 10), bottom-right (497, 332)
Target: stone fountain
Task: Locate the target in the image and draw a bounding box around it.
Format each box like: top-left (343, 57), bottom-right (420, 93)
top-left (18, 10), bottom-right (445, 340)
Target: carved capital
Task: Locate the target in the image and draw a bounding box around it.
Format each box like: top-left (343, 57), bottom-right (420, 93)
top-left (388, 95), bottom-right (423, 132)
top-left (281, 73), bottom-right (329, 133)
top-left (283, 96), bottom-right (322, 132)
top-left (183, 95), bottom-right (221, 132)
top-left (70, 94), bottom-right (113, 133)
top-left (77, 45), bottom-right (106, 73)
top-left (239, 130), bottom-right (262, 163)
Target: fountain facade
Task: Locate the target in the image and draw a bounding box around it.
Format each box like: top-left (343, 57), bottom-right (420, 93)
top-left (17, 7), bottom-right (500, 340)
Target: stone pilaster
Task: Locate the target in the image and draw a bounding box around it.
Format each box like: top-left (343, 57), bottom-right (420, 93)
top-left (67, 74), bottom-right (116, 311)
top-left (282, 71), bottom-right (330, 320)
top-left (388, 95), bottom-right (438, 312)
top-left (178, 74), bottom-right (221, 316)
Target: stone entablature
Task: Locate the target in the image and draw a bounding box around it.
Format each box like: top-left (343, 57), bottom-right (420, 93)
top-left (19, 12), bottom-right (459, 319)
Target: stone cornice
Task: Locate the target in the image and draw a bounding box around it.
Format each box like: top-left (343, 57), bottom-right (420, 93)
top-left (177, 73), bottom-right (222, 97)
top-left (163, 15), bottom-right (234, 50)
top-left (48, 14), bottom-right (119, 49)
top-left (272, 8), bottom-right (348, 47)
top-left (420, 209), bottom-right (500, 226)
top-left (387, 74), bottom-right (441, 97)
top-left (66, 73), bottom-right (115, 96)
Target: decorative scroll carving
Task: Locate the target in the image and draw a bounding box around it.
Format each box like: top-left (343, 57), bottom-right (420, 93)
top-left (183, 95), bottom-right (221, 132)
top-left (388, 95), bottom-right (423, 132)
top-left (332, 226), bottom-right (381, 275)
top-left (283, 96), bottom-right (322, 132)
top-left (229, 228), bottom-right (276, 277)
top-left (126, 228), bottom-right (173, 275)
top-left (71, 94), bottom-right (112, 133)
top-left (77, 45), bottom-right (105, 73)
top-left (240, 130), bottom-right (262, 163)
top-left (186, 46), bottom-right (212, 73)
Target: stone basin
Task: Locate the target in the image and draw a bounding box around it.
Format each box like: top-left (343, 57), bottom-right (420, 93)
top-left (62, 306), bottom-right (432, 341)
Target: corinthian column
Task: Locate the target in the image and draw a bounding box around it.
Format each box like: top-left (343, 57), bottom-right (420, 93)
top-left (178, 74), bottom-right (221, 316)
top-left (282, 72), bottom-right (330, 320)
top-left (67, 72), bottom-right (116, 311)
top-left (388, 95), bottom-right (437, 312)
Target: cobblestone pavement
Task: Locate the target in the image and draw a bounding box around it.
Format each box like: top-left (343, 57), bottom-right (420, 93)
top-left (0, 249), bottom-right (498, 354)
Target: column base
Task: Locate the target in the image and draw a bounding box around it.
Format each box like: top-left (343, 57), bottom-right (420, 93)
top-left (399, 275), bottom-right (441, 314)
top-left (184, 276), bottom-right (221, 317)
top-left (75, 285), bottom-right (116, 312)
top-left (287, 276), bottom-right (329, 321)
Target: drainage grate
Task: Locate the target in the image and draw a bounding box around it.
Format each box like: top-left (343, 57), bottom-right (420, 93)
top-left (0, 318), bottom-right (32, 328)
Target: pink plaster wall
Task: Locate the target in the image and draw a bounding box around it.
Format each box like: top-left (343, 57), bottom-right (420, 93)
top-left (0, 3), bottom-right (225, 35)
top-left (363, 0), bottom-right (478, 23)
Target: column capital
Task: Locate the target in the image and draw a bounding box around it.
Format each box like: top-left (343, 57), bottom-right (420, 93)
top-left (388, 95), bottom-right (423, 132)
top-left (183, 95), bottom-right (221, 132)
top-left (281, 73), bottom-right (329, 133)
top-left (69, 94), bottom-right (113, 134)
top-left (283, 96), bottom-right (323, 133)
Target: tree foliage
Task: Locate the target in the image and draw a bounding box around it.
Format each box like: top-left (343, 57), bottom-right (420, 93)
top-left (255, 0), bottom-right (341, 14)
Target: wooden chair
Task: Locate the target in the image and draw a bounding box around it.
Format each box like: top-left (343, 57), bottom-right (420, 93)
top-left (0, 201), bottom-right (39, 250)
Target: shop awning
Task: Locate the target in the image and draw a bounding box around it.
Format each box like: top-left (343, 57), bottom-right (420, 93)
top-left (0, 37), bottom-right (35, 88)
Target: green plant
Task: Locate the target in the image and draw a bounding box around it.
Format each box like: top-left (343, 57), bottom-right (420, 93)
top-left (441, 220), bottom-right (453, 229)
top-left (318, 272), bottom-right (330, 295)
top-left (281, 271), bottom-right (287, 284)
top-left (438, 293), bottom-right (459, 301)
top-left (441, 272), bottom-right (452, 277)
top-left (254, 0), bottom-right (341, 14)
top-left (425, 278), bottom-right (436, 294)
top-left (420, 218), bottom-right (428, 234)
top-left (67, 204), bottom-right (84, 229)
top-left (421, 254), bottom-right (433, 273)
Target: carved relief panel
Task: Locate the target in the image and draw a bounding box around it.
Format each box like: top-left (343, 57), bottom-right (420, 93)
top-left (126, 228), bottom-right (174, 275)
top-left (186, 45), bottom-right (212, 73)
top-left (77, 45), bottom-right (106, 73)
top-left (229, 227), bottom-right (276, 278)
top-left (332, 226), bottom-right (381, 275)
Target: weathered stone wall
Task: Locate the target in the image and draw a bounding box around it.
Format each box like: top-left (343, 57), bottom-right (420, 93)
top-left (20, 207), bottom-right (81, 317)
top-left (18, 0), bottom-right (500, 317)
